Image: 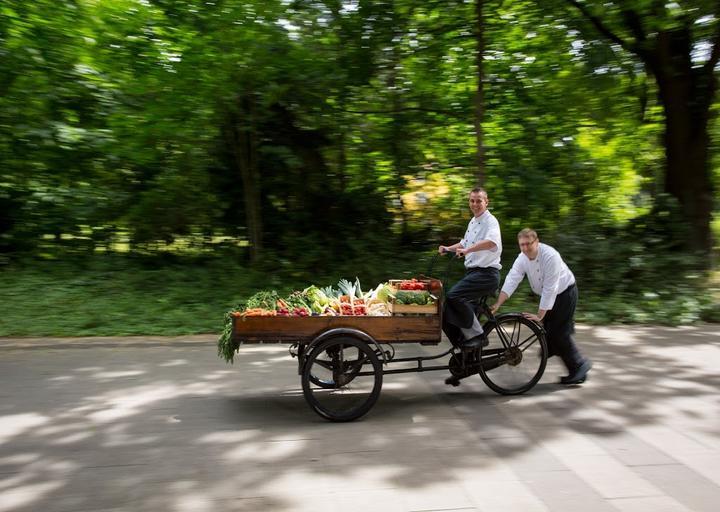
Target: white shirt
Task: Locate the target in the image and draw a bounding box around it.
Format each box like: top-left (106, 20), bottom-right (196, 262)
top-left (501, 243), bottom-right (575, 311)
top-left (461, 210), bottom-right (502, 270)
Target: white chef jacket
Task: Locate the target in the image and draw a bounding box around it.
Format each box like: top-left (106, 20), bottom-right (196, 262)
top-left (500, 243), bottom-right (575, 311)
top-left (461, 210), bottom-right (502, 270)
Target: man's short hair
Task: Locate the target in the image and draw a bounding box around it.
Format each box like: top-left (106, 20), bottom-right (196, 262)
top-left (469, 187), bottom-right (488, 200)
top-left (518, 228), bottom-right (538, 240)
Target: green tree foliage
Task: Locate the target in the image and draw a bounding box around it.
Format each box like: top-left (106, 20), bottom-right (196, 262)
top-left (0, 0), bottom-right (717, 319)
top-left (562, 0), bottom-right (720, 252)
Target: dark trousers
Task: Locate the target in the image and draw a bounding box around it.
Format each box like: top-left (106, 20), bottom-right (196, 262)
top-left (442, 267), bottom-right (500, 346)
top-left (543, 283), bottom-right (585, 372)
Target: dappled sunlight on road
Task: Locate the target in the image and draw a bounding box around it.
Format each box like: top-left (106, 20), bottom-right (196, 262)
top-left (0, 414), bottom-right (49, 445)
top-left (0, 328), bottom-right (718, 511)
top-left (0, 480), bottom-right (65, 512)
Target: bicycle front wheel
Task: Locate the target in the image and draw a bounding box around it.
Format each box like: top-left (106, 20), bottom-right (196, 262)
top-left (479, 314), bottom-right (547, 395)
top-left (302, 336), bottom-right (383, 422)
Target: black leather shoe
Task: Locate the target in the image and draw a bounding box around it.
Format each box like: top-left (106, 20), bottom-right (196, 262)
top-left (461, 333), bottom-right (489, 350)
top-left (445, 376), bottom-right (461, 387)
top-left (560, 359), bottom-right (592, 385)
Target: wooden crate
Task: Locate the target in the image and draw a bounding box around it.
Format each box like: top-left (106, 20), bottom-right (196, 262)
top-left (387, 277), bottom-right (441, 316)
top-left (232, 314), bottom-right (442, 345)
top-left (388, 303), bottom-right (438, 315)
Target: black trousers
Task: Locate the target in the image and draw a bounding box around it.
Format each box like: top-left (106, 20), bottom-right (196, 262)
top-left (442, 267), bottom-right (500, 346)
top-left (543, 283), bottom-right (585, 372)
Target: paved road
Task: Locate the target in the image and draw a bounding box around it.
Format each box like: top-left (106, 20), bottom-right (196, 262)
top-left (1, 325), bottom-right (719, 512)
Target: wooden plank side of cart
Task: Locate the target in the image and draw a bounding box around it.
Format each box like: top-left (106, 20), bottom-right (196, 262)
top-left (232, 315), bottom-right (442, 345)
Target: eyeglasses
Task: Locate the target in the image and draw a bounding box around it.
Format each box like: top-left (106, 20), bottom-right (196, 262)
top-left (518, 239), bottom-right (537, 247)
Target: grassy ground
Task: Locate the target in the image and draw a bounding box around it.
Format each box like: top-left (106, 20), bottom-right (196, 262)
top-left (0, 253), bottom-right (447, 336)
top-left (0, 254), bottom-right (716, 337)
top-left (0, 257), bottom-right (269, 336)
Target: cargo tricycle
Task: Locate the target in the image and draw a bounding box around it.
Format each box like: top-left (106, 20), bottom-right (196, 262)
top-left (231, 271), bottom-right (548, 422)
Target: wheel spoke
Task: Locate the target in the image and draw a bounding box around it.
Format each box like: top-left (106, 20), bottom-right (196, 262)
top-left (517, 332), bottom-right (539, 351)
top-left (495, 320), bottom-right (520, 348)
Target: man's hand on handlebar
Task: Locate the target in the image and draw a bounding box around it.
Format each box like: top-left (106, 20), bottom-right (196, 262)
top-left (439, 246), bottom-right (464, 257)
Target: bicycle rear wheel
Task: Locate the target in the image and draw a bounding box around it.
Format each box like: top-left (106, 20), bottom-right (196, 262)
top-left (479, 314), bottom-right (547, 395)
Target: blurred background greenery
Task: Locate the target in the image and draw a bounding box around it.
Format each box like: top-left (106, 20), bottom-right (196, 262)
top-left (0, 0), bottom-right (718, 335)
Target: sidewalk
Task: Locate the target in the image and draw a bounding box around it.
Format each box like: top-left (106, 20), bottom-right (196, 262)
top-left (0, 324), bottom-right (719, 511)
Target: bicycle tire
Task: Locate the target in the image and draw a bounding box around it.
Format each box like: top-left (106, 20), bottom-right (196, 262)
top-left (478, 314), bottom-right (547, 395)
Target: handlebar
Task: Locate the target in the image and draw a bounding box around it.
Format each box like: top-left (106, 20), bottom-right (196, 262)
top-left (426, 246), bottom-right (464, 285)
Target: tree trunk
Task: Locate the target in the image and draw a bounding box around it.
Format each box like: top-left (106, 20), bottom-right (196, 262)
top-left (564, 1), bottom-right (718, 254)
top-left (567, 0), bottom-right (720, 255)
top-left (230, 97), bottom-right (263, 262)
top-left (387, 18), bottom-right (410, 244)
top-left (390, 87), bottom-right (410, 244)
top-left (474, 0), bottom-right (486, 187)
top-left (650, 29), bottom-right (716, 252)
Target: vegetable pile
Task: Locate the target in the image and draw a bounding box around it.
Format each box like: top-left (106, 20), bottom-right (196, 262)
top-left (395, 290), bottom-right (433, 305)
top-left (397, 278), bottom-right (428, 291)
top-left (217, 276), bottom-right (437, 363)
top-left (228, 278), bottom-right (392, 319)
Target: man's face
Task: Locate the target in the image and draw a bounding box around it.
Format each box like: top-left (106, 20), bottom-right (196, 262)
top-left (469, 192), bottom-right (488, 217)
top-left (518, 236), bottom-right (539, 258)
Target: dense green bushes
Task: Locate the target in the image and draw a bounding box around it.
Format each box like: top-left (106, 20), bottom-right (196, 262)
top-left (0, 236), bottom-right (716, 337)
